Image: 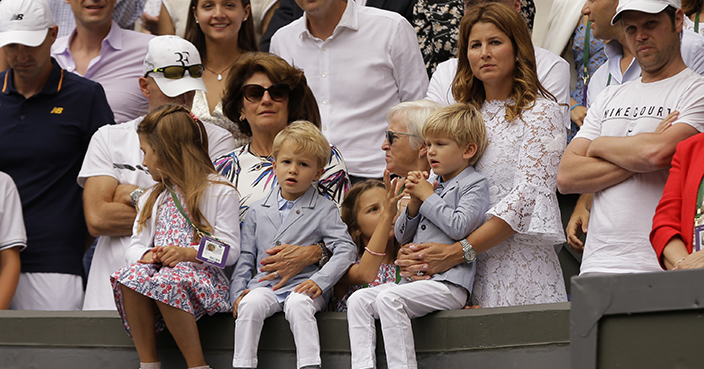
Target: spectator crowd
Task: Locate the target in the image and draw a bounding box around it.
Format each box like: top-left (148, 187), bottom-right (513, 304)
top-left (2, 0), bottom-right (704, 368)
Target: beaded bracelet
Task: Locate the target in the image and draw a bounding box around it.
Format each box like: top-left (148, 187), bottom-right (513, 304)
top-left (673, 256), bottom-right (688, 270)
top-left (365, 247), bottom-right (386, 256)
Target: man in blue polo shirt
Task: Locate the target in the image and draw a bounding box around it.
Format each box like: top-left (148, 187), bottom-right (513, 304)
top-left (0, 0), bottom-right (114, 310)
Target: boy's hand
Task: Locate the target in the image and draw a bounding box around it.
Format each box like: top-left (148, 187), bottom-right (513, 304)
top-left (156, 245), bottom-right (192, 267)
top-left (232, 289), bottom-right (250, 319)
top-left (405, 171), bottom-right (434, 201)
top-left (294, 279), bottom-right (322, 299)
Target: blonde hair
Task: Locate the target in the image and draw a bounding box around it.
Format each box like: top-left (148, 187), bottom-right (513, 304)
top-left (136, 104), bottom-right (234, 234)
top-left (272, 120), bottom-right (330, 169)
top-left (386, 100), bottom-right (442, 150)
top-left (452, 2), bottom-right (555, 122)
top-left (422, 103), bottom-right (488, 166)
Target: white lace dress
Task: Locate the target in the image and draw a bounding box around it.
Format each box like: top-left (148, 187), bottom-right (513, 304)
top-left (472, 97), bottom-right (567, 307)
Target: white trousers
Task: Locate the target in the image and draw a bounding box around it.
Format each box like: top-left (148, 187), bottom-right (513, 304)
top-left (233, 287), bottom-right (326, 369)
top-left (10, 272), bottom-right (83, 310)
top-left (347, 280), bottom-right (467, 369)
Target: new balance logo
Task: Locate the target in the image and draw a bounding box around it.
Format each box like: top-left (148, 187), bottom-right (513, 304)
top-left (50, 107), bottom-right (63, 114)
top-left (10, 14), bottom-right (24, 21)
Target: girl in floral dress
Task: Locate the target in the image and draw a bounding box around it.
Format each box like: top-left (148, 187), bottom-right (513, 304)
top-left (110, 105), bottom-right (240, 369)
top-left (332, 173), bottom-right (403, 312)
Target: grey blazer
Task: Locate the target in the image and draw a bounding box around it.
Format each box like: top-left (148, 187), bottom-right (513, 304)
top-left (230, 185), bottom-right (356, 304)
top-left (395, 166), bottom-right (489, 292)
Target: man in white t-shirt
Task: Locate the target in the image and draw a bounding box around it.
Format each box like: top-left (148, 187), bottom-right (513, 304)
top-left (565, 0), bottom-right (704, 253)
top-left (0, 172), bottom-right (26, 309)
top-left (557, 0), bottom-right (704, 275)
top-left (426, 0), bottom-right (571, 129)
top-left (79, 36), bottom-right (235, 310)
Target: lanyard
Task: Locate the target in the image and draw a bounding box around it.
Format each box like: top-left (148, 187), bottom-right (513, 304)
top-left (696, 177), bottom-right (704, 223)
top-left (696, 11), bottom-right (701, 34)
top-left (582, 20), bottom-right (592, 106)
top-left (169, 189), bottom-right (217, 241)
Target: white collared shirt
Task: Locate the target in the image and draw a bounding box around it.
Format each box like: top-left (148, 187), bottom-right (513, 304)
top-left (270, 0), bottom-right (428, 178)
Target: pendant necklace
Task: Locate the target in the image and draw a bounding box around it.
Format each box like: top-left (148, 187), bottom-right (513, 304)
top-left (249, 145), bottom-right (272, 171)
top-left (205, 56), bottom-right (240, 81)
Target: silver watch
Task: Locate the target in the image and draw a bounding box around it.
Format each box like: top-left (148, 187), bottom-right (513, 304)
top-left (460, 239), bottom-right (477, 263)
top-left (317, 242), bottom-right (330, 268)
top-left (130, 187), bottom-right (145, 207)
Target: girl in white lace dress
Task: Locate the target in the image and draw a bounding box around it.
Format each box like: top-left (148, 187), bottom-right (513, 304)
top-left (399, 3), bottom-right (566, 308)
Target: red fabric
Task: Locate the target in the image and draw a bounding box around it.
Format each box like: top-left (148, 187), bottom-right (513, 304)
top-left (651, 133), bottom-right (704, 269)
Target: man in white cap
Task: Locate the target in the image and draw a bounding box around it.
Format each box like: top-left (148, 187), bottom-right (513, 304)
top-left (558, 0), bottom-right (704, 275)
top-left (563, 0), bottom-right (704, 254)
top-left (0, 0), bottom-right (114, 310)
top-left (78, 35), bottom-right (235, 311)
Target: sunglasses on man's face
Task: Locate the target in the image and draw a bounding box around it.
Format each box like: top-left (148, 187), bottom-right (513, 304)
top-left (385, 130), bottom-right (418, 145)
top-left (242, 83), bottom-right (291, 103)
top-left (146, 64), bottom-right (205, 79)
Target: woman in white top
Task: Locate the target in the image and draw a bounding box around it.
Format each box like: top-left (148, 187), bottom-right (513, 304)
top-left (398, 3), bottom-right (567, 307)
top-left (185, 0), bottom-right (258, 146)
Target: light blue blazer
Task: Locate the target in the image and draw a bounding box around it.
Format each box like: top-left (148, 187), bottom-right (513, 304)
top-left (230, 185), bottom-right (356, 304)
top-left (395, 166), bottom-right (489, 293)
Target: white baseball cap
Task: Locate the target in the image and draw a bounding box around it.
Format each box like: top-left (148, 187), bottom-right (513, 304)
top-left (612, 0), bottom-right (682, 25)
top-left (0, 0), bottom-right (55, 48)
top-left (143, 35), bottom-right (207, 98)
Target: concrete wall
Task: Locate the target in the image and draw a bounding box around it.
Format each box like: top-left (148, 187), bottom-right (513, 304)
top-left (0, 303), bottom-right (570, 369)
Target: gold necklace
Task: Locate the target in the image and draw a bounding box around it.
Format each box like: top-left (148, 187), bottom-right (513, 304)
top-left (204, 56), bottom-right (240, 81)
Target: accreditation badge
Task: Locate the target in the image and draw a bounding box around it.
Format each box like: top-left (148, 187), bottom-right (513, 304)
top-left (196, 235), bottom-right (230, 268)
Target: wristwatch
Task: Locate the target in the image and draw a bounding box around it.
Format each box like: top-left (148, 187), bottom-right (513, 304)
top-left (130, 187), bottom-right (145, 207)
top-left (460, 239), bottom-right (477, 263)
top-left (317, 242), bottom-right (330, 268)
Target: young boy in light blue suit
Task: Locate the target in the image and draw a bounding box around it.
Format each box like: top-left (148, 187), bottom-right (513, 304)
top-left (347, 103), bottom-right (490, 369)
top-left (230, 121), bottom-right (356, 369)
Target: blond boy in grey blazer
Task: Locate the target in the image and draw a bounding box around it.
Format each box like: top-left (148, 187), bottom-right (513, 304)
top-left (231, 122), bottom-right (356, 369)
top-left (347, 104), bottom-right (489, 369)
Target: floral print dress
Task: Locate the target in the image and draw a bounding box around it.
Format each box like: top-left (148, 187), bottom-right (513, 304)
top-left (331, 262), bottom-right (398, 312)
top-left (214, 143), bottom-right (350, 222)
top-left (110, 190), bottom-right (232, 336)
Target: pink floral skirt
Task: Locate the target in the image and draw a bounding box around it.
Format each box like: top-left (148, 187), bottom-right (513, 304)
top-left (110, 261), bottom-right (231, 336)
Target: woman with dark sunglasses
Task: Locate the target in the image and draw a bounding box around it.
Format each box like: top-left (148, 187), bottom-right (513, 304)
top-left (213, 52), bottom-right (351, 288)
top-left (185, 0), bottom-right (258, 146)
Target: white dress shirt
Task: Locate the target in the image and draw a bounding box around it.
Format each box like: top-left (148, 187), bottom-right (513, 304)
top-left (270, 0), bottom-right (428, 178)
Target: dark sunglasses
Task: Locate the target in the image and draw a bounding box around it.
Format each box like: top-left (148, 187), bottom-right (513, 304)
top-left (146, 64), bottom-right (205, 79)
top-left (242, 83), bottom-right (290, 103)
top-left (385, 130), bottom-right (418, 145)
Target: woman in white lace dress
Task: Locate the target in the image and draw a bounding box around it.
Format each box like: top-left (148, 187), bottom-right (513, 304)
top-left (397, 2), bottom-right (567, 308)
